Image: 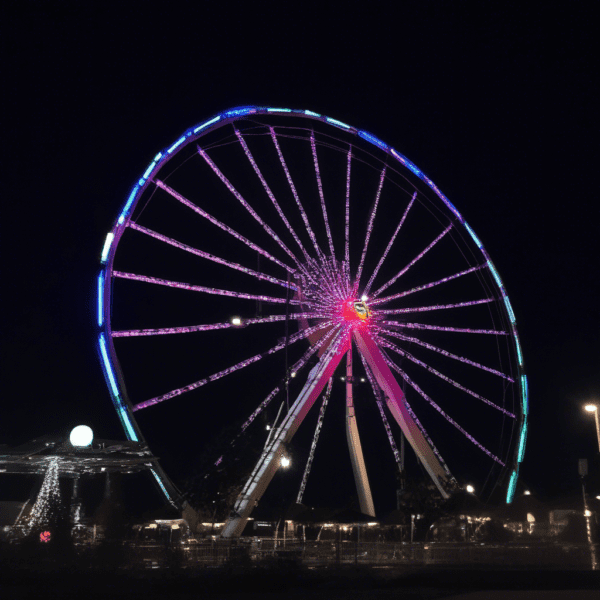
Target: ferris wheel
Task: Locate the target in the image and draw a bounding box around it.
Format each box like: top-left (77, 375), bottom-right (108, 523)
top-left (97, 106), bottom-right (528, 537)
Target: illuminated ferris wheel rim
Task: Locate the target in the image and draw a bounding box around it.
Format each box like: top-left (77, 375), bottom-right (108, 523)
top-left (97, 105), bottom-right (528, 508)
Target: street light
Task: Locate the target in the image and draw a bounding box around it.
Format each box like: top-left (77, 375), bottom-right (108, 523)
top-left (584, 404), bottom-right (600, 452)
top-left (280, 456), bottom-right (291, 468)
top-left (465, 484), bottom-right (475, 494)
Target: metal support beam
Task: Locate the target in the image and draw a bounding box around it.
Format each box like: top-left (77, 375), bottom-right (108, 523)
top-left (352, 324), bottom-right (452, 499)
top-left (221, 328), bottom-right (351, 538)
top-left (345, 346), bottom-right (376, 516)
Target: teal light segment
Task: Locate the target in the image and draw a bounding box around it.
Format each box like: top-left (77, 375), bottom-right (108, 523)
top-left (267, 108), bottom-right (292, 112)
top-left (99, 333), bottom-right (119, 398)
top-left (464, 222), bottom-right (483, 249)
top-left (517, 421), bottom-right (527, 462)
top-left (304, 109), bottom-right (321, 117)
top-left (118, 406), bottom-right (139, 442)
top-left (521, 374), bottom-right (529, 414)
top-left (193, 115), bottom-right (221, 133)
top-left (326, 117), bottom-right (351, 130)
top-left (167, 136), bottom-right (186, 154)
top-left (151, 468), bottom-right (172, 502)
top-left (516, 336), bottom-right (523, 366)
top-left (118, 184), bottom-right (140, 224)
top-left (97, 272), bottom-right (104, 326)
top-left (506, 469), bottom-right (518, 503)
top-left (100, 232), bottom-right (114, 264)
top-left (503, 296), bottom-right (516, 324)
top-left (488, 260), bottom-right (503, 289)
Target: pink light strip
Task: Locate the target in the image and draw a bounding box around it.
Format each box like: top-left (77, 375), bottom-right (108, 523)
top-left (373, 224), bottom-right (453, 298)
top-left (379, 297), bottom-right (495, 314)
top-left (344, 147), bottom-right (352, 272)
top-left (311, 133), bottom-right (336, 259)
top-left (235, 129), bottom-right (313, 267)
top-left (381, 352), bottom-right (505, 465)
top-left (270, 128), bottom-right (323, 258)
top-left (197, 146), bottom-right (304, 270)
top-left (113, 271), bottom-right (302, 305)
top-left (379, 337), bottom-right (516, 417)
top-left (354, 167), bottom-right (386, 294)
top-left (129, 222), bottom-right (292, 290)
top-left (381, 321), bottom-right (508, 336)
top-left (381, 327), bottom-right (514, 381)
top-left (133, 320), bottom-right (334, 411)
top-left (359, 351), bottom-right (450, 475)
top-left (240, 387), bottom-right (281, 432)
top-left (112, 313), bottom-right (323, 338)
top-left (155, 180), bottom-right (293, 274)
top-left (371, 264), bottom-right (485, 306)
top-left (363, 192), bottom-right (416, 297)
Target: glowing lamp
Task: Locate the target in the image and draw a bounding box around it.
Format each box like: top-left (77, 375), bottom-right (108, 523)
top-left (465, 484), bottom-right (475, 494)
top-left (280, 456), bottom-right (290, 468)
top-left (585, 404), bottom-right (598, 412)
top-left (231, 317), bottom-right (242, 326)
top-left (361, 295), bottom-right (368, 302)
top-left (69, 425), bottom-right (94, 447)
top-left (524, 490), bottom-right (531, 495)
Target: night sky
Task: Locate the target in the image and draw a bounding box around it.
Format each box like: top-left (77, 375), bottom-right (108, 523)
top-left (3, 3), bottom-right (599, 514)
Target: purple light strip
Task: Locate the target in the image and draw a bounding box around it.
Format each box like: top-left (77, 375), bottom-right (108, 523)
top-left (381, 327), bottom-right (514, 381)
top-left (373, 224), bottom-right (453, 298)
top-left (379, 337), bottom-right (516, 418)
top-left (155, 180), bottom-right (293, 274)
top-left (381, 320), bottom-right (508, 336)
top-left (270, 128), bottom-right (323, 258)
top-left (372, 264), bottom-right (485, 306)
top-left (375, 399), bottom-right (402, 470)
top-left (381, 351), bottom-right (505, 465)
top-left (129, 222), bottom-right (293, 290)
top-left (113, 271), bottom-right (302, 305)
top-left (235, 129), bottom-right (313, 269)
top-left (354, 167), bottom-right (386, 294)
top-left (240, 387), bottom-right (281, 432)
top-left (344, 147), bottom-right (352, 275)
top-left (133, 320), bottom-right (334, 411)
top-left (363, 192), bottom-right (416, 297)
top-left (311, 133), bottom-right (336, 259)
top-left (359, 351), bottom-right (450, 475)
top-left (112, 313), bottom-right (323, 338)
top-left (379, 297), bottom-right (495, 314)
top-left (197, 146), bottom-right (304, 270)
top-left (297, 377), bottom-right (333, 503)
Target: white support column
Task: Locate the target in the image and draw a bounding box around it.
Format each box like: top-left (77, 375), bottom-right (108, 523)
top-left (221, 328), bottom-right (351, 538)
top-left (353, 325), bottom-right (452, 499)
top-left (345, 346), bottom-right (376, 517)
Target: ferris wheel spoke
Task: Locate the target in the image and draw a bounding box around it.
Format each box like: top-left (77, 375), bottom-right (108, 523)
top-left (132, 320), bottom-right (338, 411)
top-left (358, 350), bottom-right (451, 478)
top-left (112, 312), bottom-right (328, 338)
top-left (371, 264), bottom-right (486, 306)
top-left (354, 167), bottom-right (386, 294)
top-left (381, 320), bottom-right (508, 336)
top-left (128, 222), bottom-right (293, 290)
top-left (112, 270), bottom-right (303, 305)
top-left (235, 128), bottom-right (313, 268)
top-left (378, 337), bottom-right (516, 418)
top-left (363, 191), bottom-right (416, 297)
top-left (297, 377), bottom-right (333, 504)
top-left (381, 352), bottom-right (505, 465)
top-left (344, 147), bottom-right (352, 279)
top-left (310, 133), bottom-right (336, 259)
top-left (380, 327), bottom-right (514, 381)
top-left (197, 146), bottom-right (306, 272)
top-left (372, 223), bottom-right (454, 298)
top-left (270, 128), bottom-right (324, 258)
top-left (378, 297), bottom-right (495, 314)
top-left (155, 179), bottom-right (294, 274)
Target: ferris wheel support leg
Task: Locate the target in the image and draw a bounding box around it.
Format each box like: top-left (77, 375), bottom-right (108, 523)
top-left (352, 325), bottom-right (452, 499)
top-left (221, 330), bottom-right (352, 538)
top-left (345, 346), bottom-right (376, 517)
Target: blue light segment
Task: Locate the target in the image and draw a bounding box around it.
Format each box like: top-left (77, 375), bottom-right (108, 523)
top-left (223, 107), bottom-right (256, 118)
top-left (118, 406), bottom-right (139, 441)
top-left (267, 108), bottom-right (292, 112)
top-left (97, 273), bottom-right (104, 327)
top-left (167, 136), bottom-right (186, 154)
top-left (404, 159), bottom-right (423, 178)
top-left (506, 469), bottom-right (518, 503)
top-left (304, 110), bottom-right (321, 117)
top-left (118, 184), bottom-right (140, 224)
top-left (142, 160), bottom-right (158, 180)
top-left (390, 148), bottom-right (406, 165)
top-left (193, 116), bottom-right (221, 133)
top-left (99, 333), bottom-right (119, 398)
top-left (521, 374), bottom-right (529, 415)
top-left (326, 117), bottom-right (351, 130)
top-left (151, 469), bottom-right (172, 502)
top-left (358, 130), bottom-right (388, 150)
top-left (464, 222), bottom-right (483, 249)
top-left (517, 421), bottom-right (527, 462)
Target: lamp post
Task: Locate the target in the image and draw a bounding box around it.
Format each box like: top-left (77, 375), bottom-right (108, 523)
top-left (584, 404), bottom-right (600, 452)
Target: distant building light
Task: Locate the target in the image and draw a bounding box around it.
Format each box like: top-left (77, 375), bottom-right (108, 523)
top-left (526, 513), bottom-right (535, 523)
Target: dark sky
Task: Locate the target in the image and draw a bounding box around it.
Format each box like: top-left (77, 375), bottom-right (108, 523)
top-left (3, 2), bottom-right (599, 512)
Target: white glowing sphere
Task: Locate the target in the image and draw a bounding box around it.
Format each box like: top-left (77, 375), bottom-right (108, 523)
top-left (70, 425), bottom-right (94, 447)
top-left (280, 456), bottom-right (291, 468)
top-left (465, 484), bottom-right (475, 494)
top-left (361, 295), bottom-right (368, 302)
top-left (231, 317), bottom-right (242, 326)
top-left (585, 404), bottom-right (598, 412)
